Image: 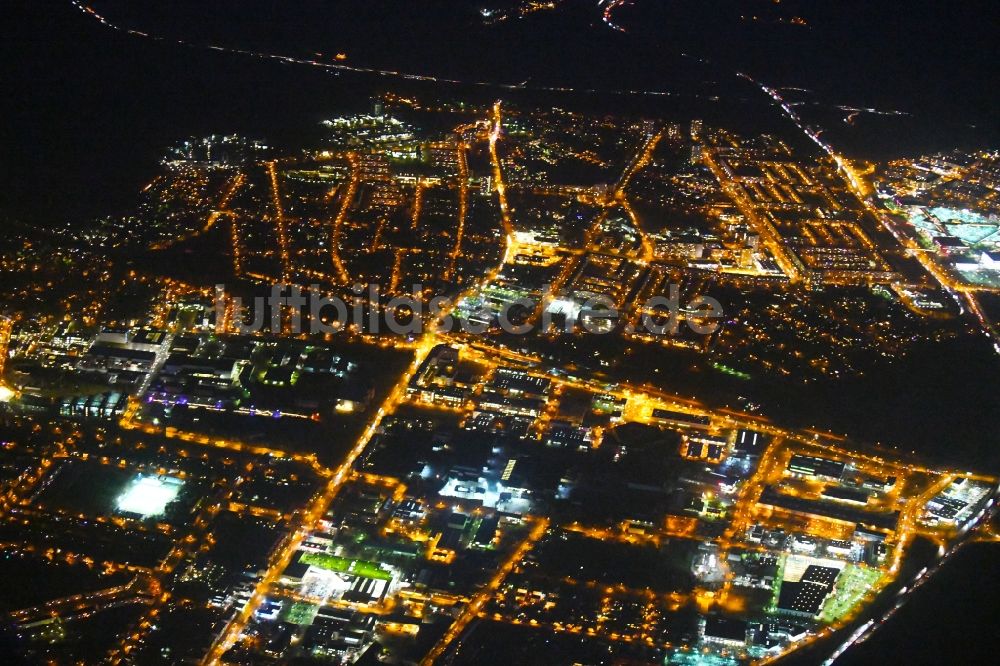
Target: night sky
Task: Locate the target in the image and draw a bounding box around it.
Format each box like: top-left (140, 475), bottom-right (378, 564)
top-left (3, 1), bottom-right (997, 225)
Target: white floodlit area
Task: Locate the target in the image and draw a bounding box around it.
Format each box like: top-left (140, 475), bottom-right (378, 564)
top-left (437, 476), bottom-right (533, 514)
top-left (116, 474), bottom-right (184, 518)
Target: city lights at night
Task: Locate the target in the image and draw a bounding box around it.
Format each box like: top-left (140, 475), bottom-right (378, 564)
top-left (1, 2), bottom-right (998, 665)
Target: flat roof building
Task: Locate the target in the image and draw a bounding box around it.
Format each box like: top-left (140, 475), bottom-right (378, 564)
top-left (787, 454), bottom-right (845, 480)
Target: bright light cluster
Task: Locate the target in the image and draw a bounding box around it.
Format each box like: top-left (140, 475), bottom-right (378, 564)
top-left (116, 474), bottom-right (183, 518)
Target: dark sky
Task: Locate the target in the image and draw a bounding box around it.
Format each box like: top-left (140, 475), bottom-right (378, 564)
top-left (3, 0), bottom-right (996, 224)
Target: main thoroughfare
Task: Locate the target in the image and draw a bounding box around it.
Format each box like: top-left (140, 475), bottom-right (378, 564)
top-left (201, 105), bottom-right (522, 660)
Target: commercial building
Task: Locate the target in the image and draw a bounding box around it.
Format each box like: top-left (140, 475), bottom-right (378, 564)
top-left (777, 565), bottom-right (840, 618)
top-left (758, 486), bottom-right (899, 531)
top-left (787, 455), bottom-right (845, 480)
